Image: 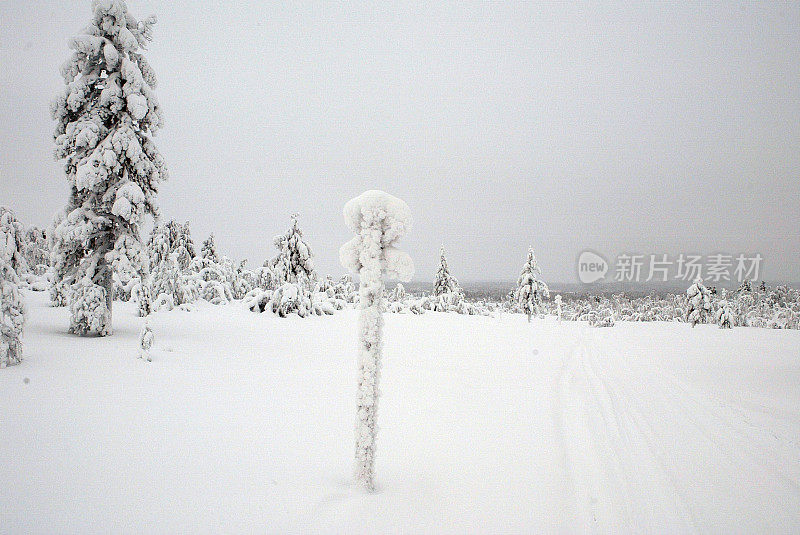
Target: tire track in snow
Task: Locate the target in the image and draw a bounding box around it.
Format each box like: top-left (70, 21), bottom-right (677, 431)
top-left (587, 330), bottom-right (800, 533)
top-left (554, 329), bottom-right (696, 533)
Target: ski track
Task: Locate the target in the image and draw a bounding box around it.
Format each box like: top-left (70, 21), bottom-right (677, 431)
top-left (555, 327), bottom-right (800, 534)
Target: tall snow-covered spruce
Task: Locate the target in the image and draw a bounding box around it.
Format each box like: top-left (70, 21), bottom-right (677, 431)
top-left (51, 1), bottom-right (166, 336)
top-left (515, 247), bottom-right (549, 322)
top-left (340, 190), bottom-right (414, 491)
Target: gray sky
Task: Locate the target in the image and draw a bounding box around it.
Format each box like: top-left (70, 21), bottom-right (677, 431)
top-left (1, 1), bottom-right (799, 284)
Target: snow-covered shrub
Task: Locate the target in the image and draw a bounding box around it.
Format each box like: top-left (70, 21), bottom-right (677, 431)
top-left (68, 280), bottom-right (111, 336)
top-left (139, 319), bottom-right (153, 362)
top-left (388, 282), bottom-right (406, 303)
top-left (51, 1), bottom-right (166, 335)
top-left (152, 292), bottom-right (174, 312)
top-left (233, 260), bottom-right (256, 299)
top-left (0, 260), bottom-right (25, 368)
top-left (590, 298), bottom-right (616, 327)
top-left (515, 247), bottom-right (549, 322)
top-left (334, 274), bottom-right (357, 303)
top-left (188, 255), bottom-right (232, 305)
top-left (340, 190), bottom-right (414, 491)
top-left (715, 298), bottom-right (735, 329)
top-left (243, 288), bottom-right (272, 313)
top-left (686, 278), bottom-right (713, 327)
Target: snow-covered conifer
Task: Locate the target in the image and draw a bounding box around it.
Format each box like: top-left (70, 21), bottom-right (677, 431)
top-left (270, 214), bottom-right (315, 284)
top-left (515, 247), bottom-right (550, 322)
top-left (0, 248), bottom-right (25, 368)
top-left (51, 1), bottom-right (166, 336)
top-left (131, 277), bottom-right (151, 316)
top-left (47, 211), bottom-right (68, 306)
top-left (1, 207), bottom-right (29, 275)
top-left (201, 234), bottom-right (218, 263)
top-left (737, 279), bottom-right (752, 294)
top-left (686, 277), bottom-right (713, 327)
top-left (388, 283), bottom-right (406, 303)
top-left (68, 279), bottom-right (111, 336)
top-left (340, 190), bottom-right (413, 491)
top-left (715, 295), bottom-right (735, 329)
top-left (232, 260), bottom-right (256, 300)
top-left (172, 221), bottom-right (196, 271)
top-left (139, 318), bottom-right (153, 362)
top-left (22, 226), bottom-right (50, 273)
top-left (433, 246), bottom-right (460, 296)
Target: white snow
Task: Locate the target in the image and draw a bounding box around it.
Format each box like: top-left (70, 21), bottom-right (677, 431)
top-left (2, 291), bottom-right (799, 533)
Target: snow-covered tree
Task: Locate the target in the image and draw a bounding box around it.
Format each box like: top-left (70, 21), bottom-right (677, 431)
top-left (433, 246), bottom-right (460, 296)
top-left (47, 210), bottom-right (69, 306)
top-left (335, 274), bottom-right (357, 303)
top-left (232, 260), bottom-right (256, 300)
top-left (22, 226), bottom-right (50, 273)
top-left (51, 1), bottom-right (166, 336)
top-left (554, 294), bottom-right (563, 322)
top-left (131, 277), bottom-right (151, 316)
top-left (715, 293), bottom-right (735, 329)
top-left (737, 279), bottom-right (752, 294)
top-left (68, 279), bottom-right (111, 335)
top-left (270, 214), bottom-right (315, 284)
top-left (686, 277), bottom-right (713, 327)
top-left (1, 207), bottom-right (29, 275)
top-left (201, 234), bottom-right (218, 263)
top-left (515, 247), bottom-right (550, 322)
top-left (340, 190), bottom-right (414, 491)
top-left (187, 255), bottom-right (232, 305)
top-left (172, 221), bottom-right (196, 271)
top-left (0, 244), bottom-right (25, 368)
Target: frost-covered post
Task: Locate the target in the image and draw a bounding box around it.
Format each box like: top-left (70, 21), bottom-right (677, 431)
top-left (339, 190), bottom-right (413, 491)
top-left (555, 294), bottom-right (563, 322)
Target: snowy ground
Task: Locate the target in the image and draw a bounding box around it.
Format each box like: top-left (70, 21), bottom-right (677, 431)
top-left (2, 290), bottom-right (800, 534)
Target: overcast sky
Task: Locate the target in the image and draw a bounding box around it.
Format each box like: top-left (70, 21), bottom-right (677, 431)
top-left (1, 1), bottom-right (798, 284)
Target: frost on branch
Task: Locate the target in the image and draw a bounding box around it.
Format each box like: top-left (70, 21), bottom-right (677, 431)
top-left (339, 190), bottom-right (413, 492)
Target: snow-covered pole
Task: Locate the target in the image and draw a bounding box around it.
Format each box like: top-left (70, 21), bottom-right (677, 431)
top-left (340, 190), bottom-right (413, 491)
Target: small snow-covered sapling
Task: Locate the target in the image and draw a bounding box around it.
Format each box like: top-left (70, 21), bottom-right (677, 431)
top-left (139, 319), bottom-right (154, 362)
top-left (340, 190), bottom-right (414, 491)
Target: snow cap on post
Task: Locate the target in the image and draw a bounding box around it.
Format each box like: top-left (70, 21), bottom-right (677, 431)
top-left (339, 190), bottom-right (414, 281)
